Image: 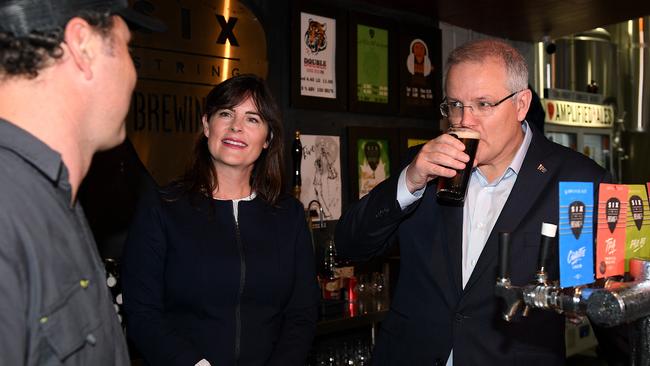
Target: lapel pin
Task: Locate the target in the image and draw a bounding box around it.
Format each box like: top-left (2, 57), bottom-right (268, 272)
top-left (537, 163), bottom-right (547, 173)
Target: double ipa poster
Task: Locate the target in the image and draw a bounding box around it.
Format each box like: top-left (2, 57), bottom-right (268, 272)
top-left (559, 182), bottom-right (594, 288)
top-left (596, 184), bottom-right (628, 278)
top-left (625, 185), bottom-right (650, 271)
top-left (300, 12), bottom-right (337, 99)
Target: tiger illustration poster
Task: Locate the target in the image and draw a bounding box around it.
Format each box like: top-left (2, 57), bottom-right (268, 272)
top-left (300, 12), bottom-right (337, 99)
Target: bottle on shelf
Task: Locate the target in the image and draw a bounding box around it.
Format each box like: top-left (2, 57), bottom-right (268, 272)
top-left (291, 130), bottom-right (303, 200)
top-left (335, 256), bottom-right (355, 302)
top-left (321, 237), bottom-right (341, 300)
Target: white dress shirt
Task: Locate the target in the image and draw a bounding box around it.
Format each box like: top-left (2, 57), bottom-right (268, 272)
top-left (396, 121), bottom-right (532, 366)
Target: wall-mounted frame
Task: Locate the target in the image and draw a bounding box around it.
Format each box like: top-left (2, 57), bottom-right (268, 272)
top-left (348, 127), bottom-right (400, 201)
top-left (348, 12), bottom-right (398, 114)
top-left (398, 127), bottom-right (441, 167)
top-left (299, 134), bottom-right (342, 222)
top-left (398, 25), bottom-right (442, 118)
top-left (291, 3), bottom-right (348, 111)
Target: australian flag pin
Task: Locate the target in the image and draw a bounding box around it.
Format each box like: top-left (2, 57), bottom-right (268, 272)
top-left (537, 163), bottom-right (547, 173)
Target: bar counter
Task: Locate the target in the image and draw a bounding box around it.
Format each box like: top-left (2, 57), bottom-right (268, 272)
top-left (316, 294), bottom-right (390, 337)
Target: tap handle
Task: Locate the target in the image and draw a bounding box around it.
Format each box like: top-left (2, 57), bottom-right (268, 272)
top-left (537, 223), bottom-right (557, 271)
top-left (498, 232), bottom-right (511, 279)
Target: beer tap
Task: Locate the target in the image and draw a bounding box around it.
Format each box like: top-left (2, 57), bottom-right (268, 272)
top-left (307, 200), bottom-right (325, 230)
top-left (306, 200), bottom-right (325, 253)
top-left (494, 232), bottom-right (525, 321)
top-left (585, 259), bottom-right (650, 366)
top-left (495, 223), bottom-right (581, 321)
top-left (522, 223), bottom-right (557, 315)
top-left (519, 223), bottom-right (581, 315)
top-left (534, 223), bottom-right (556, 285)
top-left (585, 259), bottom-right (650, 327)
top-left (495, 223), bottom-right (650, 364)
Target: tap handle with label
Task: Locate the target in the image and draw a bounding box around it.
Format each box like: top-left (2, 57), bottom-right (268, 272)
top-left (537, 223), bottom-right (558, 273)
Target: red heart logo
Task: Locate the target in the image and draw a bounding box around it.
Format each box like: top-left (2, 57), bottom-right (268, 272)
top-left (546, 102), bottom-right (555, 120)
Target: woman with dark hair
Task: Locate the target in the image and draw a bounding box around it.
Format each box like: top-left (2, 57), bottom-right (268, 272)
top-left (121, 74), bottom-right (319, 366)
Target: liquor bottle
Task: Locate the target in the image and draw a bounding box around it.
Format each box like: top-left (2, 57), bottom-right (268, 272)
top-left (291, 130), bottom-right (303, 200)
top-left (321, 237), bottom-right (341, 300)
top-left (335, 256), bottom-right (355, 301)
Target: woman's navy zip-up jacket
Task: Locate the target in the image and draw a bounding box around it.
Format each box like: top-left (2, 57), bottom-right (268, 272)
top-left (121, 188), bottom-right (320, 366)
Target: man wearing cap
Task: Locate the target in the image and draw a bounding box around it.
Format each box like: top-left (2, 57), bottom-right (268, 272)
top-left (0, 1), bottom-right (164, 364)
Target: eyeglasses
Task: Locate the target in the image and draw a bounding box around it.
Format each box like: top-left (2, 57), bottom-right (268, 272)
top-left (439, 89), bottom-right (525, 122)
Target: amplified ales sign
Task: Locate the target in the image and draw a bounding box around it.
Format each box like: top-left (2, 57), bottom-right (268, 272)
top-left (127, 0), bottom-right (268, 184)
top-left (542, 99), bottom-right (614, 128)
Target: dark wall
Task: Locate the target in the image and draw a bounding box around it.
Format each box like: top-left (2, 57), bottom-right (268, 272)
top-left (80, 0), bottom-right (441, 258)
top-left (243, 0), bottom-right (440, 208)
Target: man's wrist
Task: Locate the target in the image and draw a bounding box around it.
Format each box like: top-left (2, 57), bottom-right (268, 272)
top-left (397, 167), bottom-right (425, 209)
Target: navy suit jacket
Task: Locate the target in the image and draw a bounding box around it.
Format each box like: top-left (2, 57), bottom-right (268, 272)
top-left (335, 125), bottom-right (610, 365)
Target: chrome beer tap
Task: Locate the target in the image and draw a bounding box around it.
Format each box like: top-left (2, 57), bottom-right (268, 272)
top-left (495, 223), bottom-right (568, 320)
top-left (307, 200), bottom-right (325, 230)
top-left (495, 223), bottom-right (650, 365)
top-left (494, 232), bottom-right (524, 321)
top-left (585, 259), bottom-right (650, 366)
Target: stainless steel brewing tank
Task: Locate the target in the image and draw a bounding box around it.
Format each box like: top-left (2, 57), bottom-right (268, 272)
top-left (609, 17), bottom-right (650, 133)
top-left (607, 17), bottom-right (650, 183)
top-left (553, 28), bottom-right (617, 99)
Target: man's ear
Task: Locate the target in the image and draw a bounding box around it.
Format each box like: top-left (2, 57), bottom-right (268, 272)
top-left (516, 88), bottom-right (532, 122)
top-left (63, 17), bottom-right (98, 80)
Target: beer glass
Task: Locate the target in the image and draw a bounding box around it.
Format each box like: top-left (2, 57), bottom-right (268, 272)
top-left (436, 127), bottom-right (480, 203)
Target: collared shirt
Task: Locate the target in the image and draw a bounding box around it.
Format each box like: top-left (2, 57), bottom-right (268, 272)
top-left (462, 121), bottom-right (532, 288)
top-left (0, 119), bottom-right (130, 365)
top-left (396, 121), bottom-right (532, 366)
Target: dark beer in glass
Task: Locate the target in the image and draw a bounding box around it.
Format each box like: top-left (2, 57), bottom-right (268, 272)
top-left (436, 127), bottom-right (480, 203)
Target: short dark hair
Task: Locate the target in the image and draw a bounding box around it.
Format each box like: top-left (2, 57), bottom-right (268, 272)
top-left (179, 74), bottom-right (285, 206)
top-left (0, 10), bottom-right (114, 78)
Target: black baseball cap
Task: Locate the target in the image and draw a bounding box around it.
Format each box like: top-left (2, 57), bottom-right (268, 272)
top-left (0, 0), bottom-right (166, 37)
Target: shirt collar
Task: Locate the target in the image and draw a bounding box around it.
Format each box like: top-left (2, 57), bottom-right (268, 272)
top-left (215, 191), bottom-right (257, 202)
top-left (509, 120), bottom-right (533, 176)
top-left (0, 119), bottom-right (64, 184)
top-left (473, 120), bottom-right (532, 186)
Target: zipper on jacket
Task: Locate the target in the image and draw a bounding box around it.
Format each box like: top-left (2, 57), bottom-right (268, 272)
top-left (233, 203), bottom-right (246, 364)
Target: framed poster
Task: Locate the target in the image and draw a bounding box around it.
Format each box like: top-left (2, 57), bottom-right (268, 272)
top-left (291, 4), bottom-right (347, 111)
top-left (299, 134), bottom-right (342, 221)
top-left (398, 127), bottom-right (441, 166)
top-left (348, 127), bottom-right (399, 200)
top-left (348, 13), bottom-right (397, 114)
top-left (398, 25), bottom-right (442, 118)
